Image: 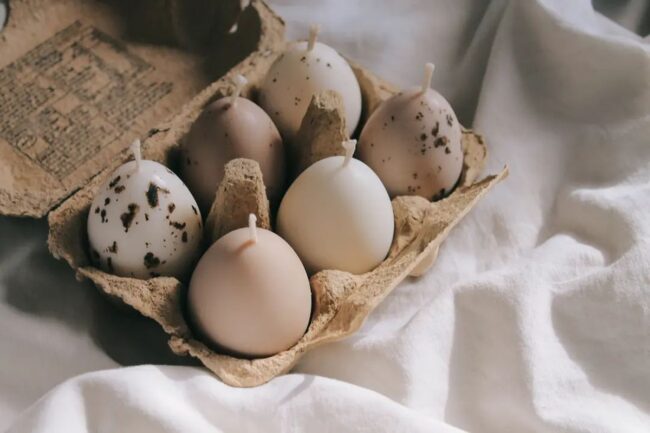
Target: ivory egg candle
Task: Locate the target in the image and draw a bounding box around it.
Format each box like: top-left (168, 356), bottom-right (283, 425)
top-left (259, 25), bottom-right (362, 141)
top-left (87, 140), bottom-right (202, 279)
top-left (182, 75), bottom-right (285, 212)
top-left (358, 63), bottom-right (463, 200)
top-left (188, 214), bottom-right (312, 357)
top-left (277, 140), bottom-right (394, 275)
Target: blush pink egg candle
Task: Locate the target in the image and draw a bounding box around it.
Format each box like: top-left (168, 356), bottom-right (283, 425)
top-left (188, 214), bottom-right (312, 357)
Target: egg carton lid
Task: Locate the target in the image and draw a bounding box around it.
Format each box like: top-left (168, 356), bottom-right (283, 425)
top-left (0, 0), bottom-right (283, 218)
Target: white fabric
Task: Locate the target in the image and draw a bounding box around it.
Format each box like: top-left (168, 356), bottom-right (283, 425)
top-left (3, 0), bottom-right (650, 431)
top-left (0, 2), bottom-right (6, 34)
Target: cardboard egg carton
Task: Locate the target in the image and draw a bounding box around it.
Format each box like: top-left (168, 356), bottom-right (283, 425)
top-left (1, 0), bottom-right (507, 386)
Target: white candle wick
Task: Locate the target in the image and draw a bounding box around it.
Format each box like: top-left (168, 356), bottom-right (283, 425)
top-left (230, 74), bottom-right (248, 107)
top-left (130, 139), bottom-right (142, 172)
top-left (422, 62), bottom-right (435, 93)
top-left (248, 213), bottom-right (258, 243)
top-left (307, 24), bottom-right (321, 52)
top-left (228, 0), bottom-right (250, 34)
top-left (342, 139), bottom-right (357, 167)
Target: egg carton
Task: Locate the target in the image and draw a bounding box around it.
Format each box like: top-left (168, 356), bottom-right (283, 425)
top-left (36, 0), bottom-right (508, 387)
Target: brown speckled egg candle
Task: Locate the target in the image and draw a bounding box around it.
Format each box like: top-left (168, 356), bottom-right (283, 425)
top-left (87, 140), bottom-right (202, 280)
top-left (188, 214), bottom-right (312, 358)
top-left (182, 75), bottom-right (285, 212)
top-left (358, 63), bottom-right (463, 201)
top-left (258, 25), bottom-right (362, 142)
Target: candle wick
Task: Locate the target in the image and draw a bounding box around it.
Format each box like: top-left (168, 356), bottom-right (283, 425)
top-left (230, 74), bottom-right (248, 107)
top-left (228, 0), bottom-right (250, 34)
top-left (307, 24), bottom-right (320, 52)
top-left (130, 139), bottom-right (142, 172)
top-left (248, 213), bottom-right (258, 243)
top-left (342, 139), bottom-right (357, 167)
top-left (422, 62), bottom-right (435, 93)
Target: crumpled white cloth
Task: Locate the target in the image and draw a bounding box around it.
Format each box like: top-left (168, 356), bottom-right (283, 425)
top-left (4, 0), bottom-right (650, 431)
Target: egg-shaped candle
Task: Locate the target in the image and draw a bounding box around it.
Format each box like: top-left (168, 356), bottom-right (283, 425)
top-left (87, 140), bottom-right (202, 279)
top-left (277, 140), bottom-right (394, 275)
top-left (182, 75), bottom-right (285, 212)
top-left (258, 25), bottom-right (362, 142)
top-left (358, 63), bottom-right (463, 201)
top-left (188, 214), bottom-right (312, 357)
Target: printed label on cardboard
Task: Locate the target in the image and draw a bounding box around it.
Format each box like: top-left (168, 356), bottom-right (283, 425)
top-left (0, 21), bottom-right (174, 180)
top-left (0, 1), bottom-right (210, 217)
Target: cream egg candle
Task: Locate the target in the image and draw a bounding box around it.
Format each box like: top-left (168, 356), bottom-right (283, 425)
top-left (277, 139), bottom-right (394, 275)
top-left (182, 75), bottom-right (285, 212)
top-left (87, 140), bottom-right (202, 279)
top-left (188, 214), bottom-right (312, 357)
top-left (358, 63), bottom-right (463, 200)
top-left (259, 25), bottom-right (362, 141)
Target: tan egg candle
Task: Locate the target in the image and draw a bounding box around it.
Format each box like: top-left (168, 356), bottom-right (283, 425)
top-left (87, 140), bottom-right (202, 280)
top-left (358, 63), bottom-right (463, 201)
top-left (182, 75), bottom-right (285, 212)
top-left (277, 140), bottom-right (394, 275)
top-left (188, 214), bottom-right (312, 358)
top-left (259, 25), bottom-right (362, 142)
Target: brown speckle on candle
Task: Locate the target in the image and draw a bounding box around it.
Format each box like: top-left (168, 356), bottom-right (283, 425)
top-left (146, 183), bottom-right (169, 208)
top-left (170, 221), bottom-right (186, 230)
top-left (434, 136), bottom-right (449, 148)
top-left (446, 114), bottom-right (453, 126)
top-left (114, 185), bottom-right (125, 194)
top-left (168, 203), bottom-right (176, 214)
top-left (120, 203), bottom-right (139, 232)
top-left (144, 252), bottom-right (160, 269)
top-left (182, 232), bottom-right (188, 243)
top-left (109, 176), bottom-right (121, 189)
top-left (108, 241), bottom-right (118, 254)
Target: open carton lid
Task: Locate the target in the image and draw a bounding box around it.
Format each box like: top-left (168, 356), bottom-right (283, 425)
top-left (0, 0), bottom-right (282, 217)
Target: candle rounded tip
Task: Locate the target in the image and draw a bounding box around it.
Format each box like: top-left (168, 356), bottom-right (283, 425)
top-left (342, 139), bottom-right (357, 167)
top-left (307, 24), bottom-right (321, 52)
top-left (130, 139), bottom-right (142, 171)
top-left (234, 74), bottom-right (248, 88)
top-left (248, 213), bottom-right (258, 243)
top-left (422, 62), bottom-right (435, 93)
top-left (230, 75), bottom-right (248, 106)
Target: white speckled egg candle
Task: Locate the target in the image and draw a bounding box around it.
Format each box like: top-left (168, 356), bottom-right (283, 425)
top-left (87, 140), bottom-right (202, 279)
top-left (259, 24), bottom-right (362, 142)
top-left (358, 63), bottom-right (463, 200)
top-left (277, 140), bottom-right (394, 275)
